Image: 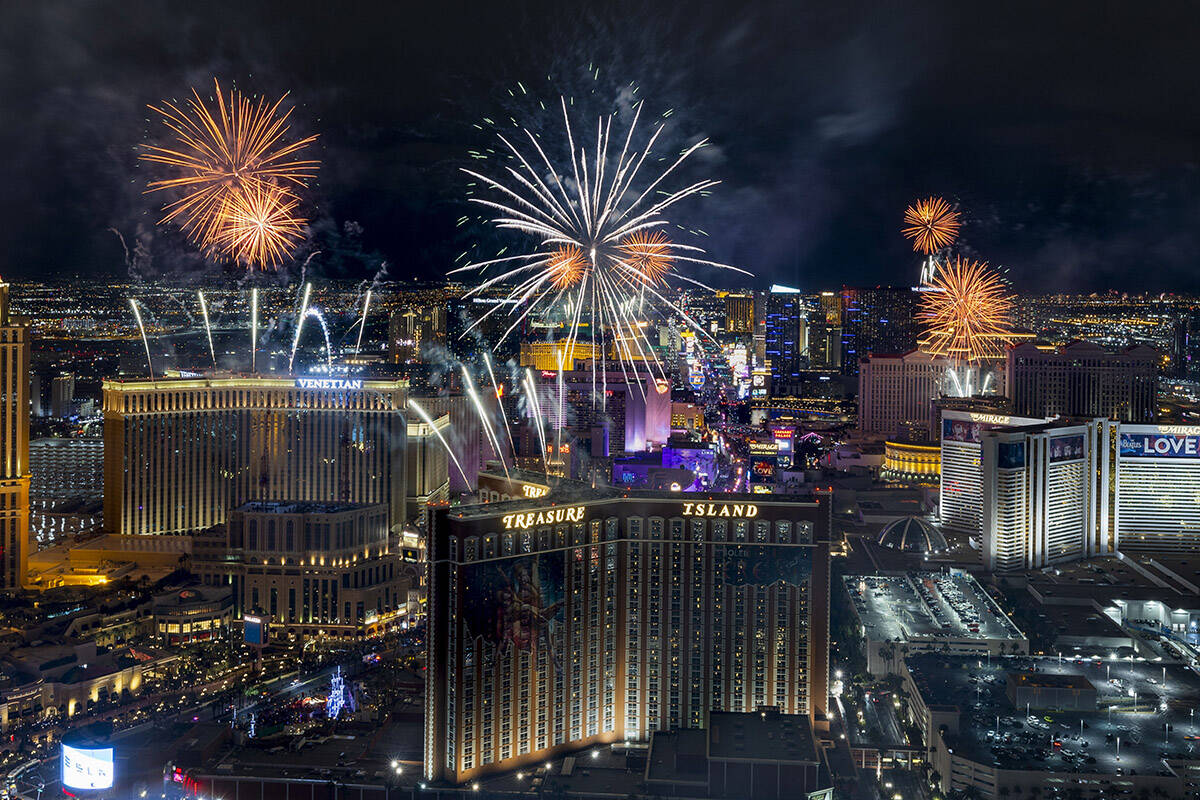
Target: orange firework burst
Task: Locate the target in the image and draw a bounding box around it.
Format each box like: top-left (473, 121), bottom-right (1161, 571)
top-left (141, 78), bottom-right (318, 264)
top-left (619, 230), bottom-right (673, 286)
top-left (902, 196), bottom-right (960, 254)
top-left (547, 245), bottom-right (586, 289)
top-left (211, 183), bottom-right (306, 269)
top-left (918, 256), bottom-right (1015, 363)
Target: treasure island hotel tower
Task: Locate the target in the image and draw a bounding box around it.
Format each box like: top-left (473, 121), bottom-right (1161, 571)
top-left (425, 489), bottom-right (832, 784)
top-left (0, 280), bottom-right (30, 589)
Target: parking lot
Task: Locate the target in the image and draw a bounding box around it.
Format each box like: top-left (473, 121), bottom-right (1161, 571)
top-left (909, 654), bottom-right (1200, 780)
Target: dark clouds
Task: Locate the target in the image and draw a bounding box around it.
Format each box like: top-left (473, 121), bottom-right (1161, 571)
top-left (1, 0), bottom-right (1200, 291)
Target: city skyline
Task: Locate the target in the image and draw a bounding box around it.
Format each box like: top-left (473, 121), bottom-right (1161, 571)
top-left (6, 6), bottom-right (1200, 800)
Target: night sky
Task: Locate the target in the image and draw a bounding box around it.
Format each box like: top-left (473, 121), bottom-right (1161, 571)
top-left (2, 1), bottom-right (1200, 292)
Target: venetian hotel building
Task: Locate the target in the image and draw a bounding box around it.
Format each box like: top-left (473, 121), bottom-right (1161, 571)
top-left (102, 375), bottom-right (409, 536)
top-left (424, 490), bottom-right (831, 784)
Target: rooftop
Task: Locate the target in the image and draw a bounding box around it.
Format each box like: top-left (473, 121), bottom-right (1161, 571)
top-left (908, 654), bottom-right (1200, 778)
top-left (234, 501), bottom-right (380, 515)
top-left (708, 710), bottom-right (819, 763)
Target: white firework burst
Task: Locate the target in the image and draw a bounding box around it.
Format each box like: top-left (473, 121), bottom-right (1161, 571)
top-left (451, 96), bottom-right (750, 400)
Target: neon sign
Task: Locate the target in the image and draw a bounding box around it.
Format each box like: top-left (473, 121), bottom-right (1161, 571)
top-left (502, 506), bottom-right (586, 529)
top-left (681, 502), bottom-right (759, 518)
top-left (296, 378), bottom-right (363, 390)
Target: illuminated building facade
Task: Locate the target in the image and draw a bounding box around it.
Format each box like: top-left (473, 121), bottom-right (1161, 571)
top-left (0, 281), bottom-right (30, 588)
top-left (518, 341), bottom-right (602, 371)
top-left (102, 376), bottom-right (409, 536)
top-left (858, 350), bottom-right (952, 436)
top-left (387, 306), bottom-right (446, 363)
top-left (1114, 423), bottom-right (1200, 553)
top-left (407, 414), bottom-right (451, 529)
top-left (222, 501), bottom-right (420, 640)
top-left (839, 286), bottom-right (919, 376)
top-left (882, 441), bottom-right (941, 480)
top-left (979, 418), bottom-right (1111, 572)
top-left (1007, 341), bottom-right (1158, 423)
top-left (724, 293), bottom-right (754, 335)
top-left (763, 287), bottom-right (806, 391)
top-left (944, 412), bottom-right (1200, 567)
top-left (939, 410), bottom-right (1048, 537)
top-left (425, 491), bottom-right (831, 784)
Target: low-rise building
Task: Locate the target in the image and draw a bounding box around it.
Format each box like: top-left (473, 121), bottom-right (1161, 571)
top-left (152, 586), bottom-right (234, 646)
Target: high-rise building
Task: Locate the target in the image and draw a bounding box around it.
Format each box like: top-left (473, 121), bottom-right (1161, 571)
top-left (939, 409), bottom-right (1049, 537)
top-left (407, 413), bottom-right (451, 529)
top-left (1007, 341), bottom-right (1158, 423)
top-left (29, 374), bottom-right (41, 418)
top-left (858, 351), bottom-right (952, 436)
top-left (979, 418), bottom-right (1111, 572)
top-left (0, 281), bottom-right (30, 589)
top-left (724, 293), bottom-right (754, 335)
top-left (50, 374), bottom-right (75, 419)
top-left (805, 292), bottom-right (842, 371)
top-left (424, 490), bottom-right (831, 784)
top-left (419, 394), bottom-right (488, 493)
top-left (388, 306), bottom-right (446, 363)
top-left (839, 286), bottom-right (919, 376)
top-left (763, 286), bottom-right (807, 393)
top-left (102, 376), bottom-right (409, 536)
top-left (944, 412), bottom-right (1200, 567)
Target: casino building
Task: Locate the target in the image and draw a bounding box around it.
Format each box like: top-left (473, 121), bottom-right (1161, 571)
top-left (941, 411), bottom-right (1200, 570)
top-left (1115, 424), bottom-right (1200, 553)
top-left (424, 490), bottom-right (832, 784)
top-left (939, 410), bottom-right (1049, 537)
top-left (102, 375), bottom-right (409, 536)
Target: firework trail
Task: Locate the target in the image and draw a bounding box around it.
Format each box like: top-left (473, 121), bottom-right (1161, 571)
top-left (197, 290), bottom-right (216, 365)
top-left (461, 365), bottom-right (510, 481)
top-left (141, 78), bottom-right (318, 269)
top-left (129, 298), bottom-right (155, 380)
top-left (522, 368), bottom-right (550, 474)
top-left (408, 398), bottom-right (472, 487)
top-left (250, 288), bottom-right (259, 372)
top-left (289, 282), bottom-right (313, 372)
top-left (295, 307), bottom-right (335, 371)
top-left (354, 288), bottom-right (372, 355)
top-left (452, 96), bottom-right (749, 397)
top-left (482, 353), bottom-right (517, 460)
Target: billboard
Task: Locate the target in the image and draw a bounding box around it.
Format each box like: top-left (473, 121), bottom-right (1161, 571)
top-left (749, 456), bottom-right (776, 481)
top-left (243, 615), bottom-right (268, 646)
top-left (724, 546), bottom-right (812, 588)
top-left (997, 442), bottom-right (1025, 470)
top-left (1049, 434), bottom-right (1085, 463)
top-left (1120, 433), bottom-right (1200, 459)
top-left (942, 418), bottom-right (981, 444)
top-left (462, 553), bottom-right (565, 669)
top-left (62, 744), bottom-right (114, 791)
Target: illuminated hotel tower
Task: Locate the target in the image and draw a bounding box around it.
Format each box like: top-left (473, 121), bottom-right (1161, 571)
top-left (0, 281), bottom-right (30, 588)
top-left (425, 491), bottom-right (832, 784)
top-left (102, 376), bottom-right (409, 536)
